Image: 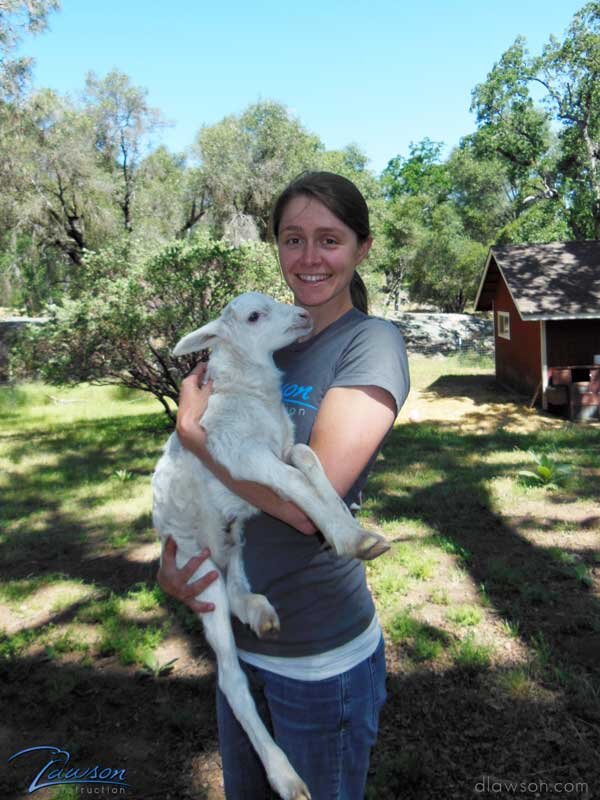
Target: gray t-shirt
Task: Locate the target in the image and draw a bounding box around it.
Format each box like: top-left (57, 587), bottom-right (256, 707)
top-left (232, 307), bottom-right (410, 657)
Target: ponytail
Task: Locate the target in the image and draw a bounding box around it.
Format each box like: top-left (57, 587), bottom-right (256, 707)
top-left (350, 271), bottom-right (369, 314)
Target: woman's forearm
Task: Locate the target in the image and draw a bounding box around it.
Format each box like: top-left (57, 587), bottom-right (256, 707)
top-left (176, 418), bottom-right (317, 535)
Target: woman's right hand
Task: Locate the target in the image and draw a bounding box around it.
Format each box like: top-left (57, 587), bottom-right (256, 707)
top-left (157, 536), bottom-right (219, 614)
top-left (176, 362), bottom-right (212, 455)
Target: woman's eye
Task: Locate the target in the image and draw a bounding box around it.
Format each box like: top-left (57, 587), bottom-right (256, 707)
top-left (323, 237), bottom-right (338, 246)
top-left (247, 311), bottom-right (261, 323)
top-left (285, 237), bottom-right (301, 246)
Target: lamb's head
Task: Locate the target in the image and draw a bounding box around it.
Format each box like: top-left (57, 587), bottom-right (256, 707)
top-left (172, 292), bottom-right (313, 360)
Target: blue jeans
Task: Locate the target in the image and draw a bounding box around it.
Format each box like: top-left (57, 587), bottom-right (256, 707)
top-left (216, 636), bottom-right (387, 800)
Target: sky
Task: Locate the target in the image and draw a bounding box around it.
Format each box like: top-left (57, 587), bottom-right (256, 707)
top-left (19, 0), bottom-right (586, 175)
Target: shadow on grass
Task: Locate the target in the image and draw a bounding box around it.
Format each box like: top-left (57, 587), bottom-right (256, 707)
top-left (2, 646), bottom-right (595, 800)
top-left (368, 662), bottom-right (596, 799)
top-left (0, 651), bottom-right (219, 800)
top-left (1, 412), bottom-right (170, 574)
top-left (362, 414), bottom-right (600, 797)
top-left (2, 392), bottom-right (600, 798)
top-left (1, 409), bottom-right (226, 798)
top-left (424, 373), bottom-right (511, 400)
top-left (368, 421), bottom-right (600, 667)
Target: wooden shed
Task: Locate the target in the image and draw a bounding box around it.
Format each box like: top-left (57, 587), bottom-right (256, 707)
top-left (474, 241), bottom-right (600, 420)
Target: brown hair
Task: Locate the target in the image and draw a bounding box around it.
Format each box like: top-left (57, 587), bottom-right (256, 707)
top-left (271, 171), bottom-right (370, 313)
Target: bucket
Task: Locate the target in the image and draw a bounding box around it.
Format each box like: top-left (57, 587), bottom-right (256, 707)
top-left (570, 403), bottom-right (599, 421)
top-left (571, 381), bottom-right (591, 395)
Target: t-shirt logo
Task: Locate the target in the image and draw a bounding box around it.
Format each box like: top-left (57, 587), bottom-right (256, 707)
top-left (281, 383), bottom-right (317, 413)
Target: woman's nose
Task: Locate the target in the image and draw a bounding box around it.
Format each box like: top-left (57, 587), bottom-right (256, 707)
top-left (301, 241), bottom-right (321, 265)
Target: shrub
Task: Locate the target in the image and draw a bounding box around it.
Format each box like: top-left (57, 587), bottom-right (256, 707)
top-left (13, 235), bottom-right (289, 419)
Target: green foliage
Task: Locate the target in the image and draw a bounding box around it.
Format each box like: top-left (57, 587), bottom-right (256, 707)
top-left (195, 100), bottom-right (323, 237)
top-left (2, 4), bottom-right (598, 314)
top-left (471, 37), bottom-right (552, 186)
top-left (547, 548), bottom-right (593, 588)
top-left (501, 618), bottom-right (521, 639)
top-left (98, 616), bottom-right (164, 666)
top-left (517, 450), bottom-right (573, 488)
top-left (451, 633), bottom-right (493, 672)
top-left (471, 3), bottom-right (600, 238)
top-left (0, 384), bottom-right (28, 411)
top-left (407, 205), bottom-right (488, 312)
top-left (0, 0), bottom-right (60, 99)
top-left (381, 138), bottom-right (503, 311)
top-left (429, 588), bottom-right (450, 606)
top-left (445, 605), bottom-right (483, 627)
top-left (496, 197), bottom-right (572, 244)
top-left (0, 573), bottom-right (65, 604)
top-left (51, 786), bottom-right (81, 800)
top-left (113, 468), bottom-right (133, 482)
top-left (83, 69), bottom-right (166, 233)
top-left (13, 234), bottom-right (288, 417)
top-left (139, 653), bottom-right (178, 678)
top-left (0, 627), bottom-right (39, 660)
top-left (573, 563), bottom-right (594, 588)
top-left (428, 535), bottom-right (471, 563)
top-left (127, 583), bottom-right (163, 612)
top-left (387, 610), bottom-right (448, 662)
top-left (381, 139), bottom-right (451, 201)
top-left (44, 629), bottom-right (89, 659)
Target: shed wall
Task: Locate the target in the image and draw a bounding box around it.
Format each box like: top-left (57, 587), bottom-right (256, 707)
top-left (546, 318), bottom-right (600, 366)
top-left (493, 275), bottom-right (541, 394)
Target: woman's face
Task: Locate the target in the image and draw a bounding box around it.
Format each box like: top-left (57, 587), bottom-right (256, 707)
top-left (277, 195), bottom-right (371, 312)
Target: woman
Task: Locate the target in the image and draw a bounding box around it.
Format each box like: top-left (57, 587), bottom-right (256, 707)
top-left (158, 172), bottom-right (410, 799)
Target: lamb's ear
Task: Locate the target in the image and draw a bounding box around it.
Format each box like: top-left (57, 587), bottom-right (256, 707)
top-left (172, 319), bottom-right (224, 356)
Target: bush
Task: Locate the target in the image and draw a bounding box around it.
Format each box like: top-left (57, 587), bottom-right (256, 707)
top-left (13, 235), bottom-right (290, 419)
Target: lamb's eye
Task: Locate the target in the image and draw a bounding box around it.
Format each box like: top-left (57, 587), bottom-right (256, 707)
top-left (247, 311), bottom-right (260, 323)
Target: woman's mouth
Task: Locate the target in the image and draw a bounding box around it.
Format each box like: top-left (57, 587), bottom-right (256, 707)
top-left (297, 273), bottom-right (331, 284)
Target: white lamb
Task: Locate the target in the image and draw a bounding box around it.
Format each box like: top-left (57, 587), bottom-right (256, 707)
top-left (152, 292), bottom-right (390, 800)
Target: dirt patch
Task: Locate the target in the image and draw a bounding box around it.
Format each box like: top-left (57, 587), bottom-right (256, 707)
top-left (401, 373), bottom-right (565, 434)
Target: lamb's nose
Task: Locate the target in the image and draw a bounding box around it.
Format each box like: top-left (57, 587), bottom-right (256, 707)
top-left (298, 310), bottom-right (311, 320)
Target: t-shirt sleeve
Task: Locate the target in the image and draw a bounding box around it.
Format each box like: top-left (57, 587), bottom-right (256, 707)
top-left (329, 317), bottom-right (410, 415)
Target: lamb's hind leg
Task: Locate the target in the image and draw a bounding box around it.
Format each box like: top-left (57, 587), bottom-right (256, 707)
top-left (233, 449), bottom-right (388, 561)
top-left (226, 523), bottom-right (280, 638)
top-left (286, 443), bottom-right (389, 560)
top-left (171, 543), bottom-right (310, 800)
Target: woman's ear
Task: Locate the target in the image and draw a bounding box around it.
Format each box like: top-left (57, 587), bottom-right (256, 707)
top-left (356, 236), bottom-right (373, 266)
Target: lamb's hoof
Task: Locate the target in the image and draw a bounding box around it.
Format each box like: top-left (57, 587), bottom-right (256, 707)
top-left (257, 612), bottom-right (280, 639)
top-left (285, 781), bottom-right (311, 800)
top-left (289, 443), bottom-right (319, 472)
top-left (357, 534), bottom-right (390, 561)
top-left (270, 759), bottom-right (311, 799)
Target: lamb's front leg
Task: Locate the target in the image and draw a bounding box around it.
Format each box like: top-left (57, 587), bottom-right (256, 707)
top-left (230, 449), bottom-right (389, 561)
top-left (226, 530), bottom-right (280, 638)
top-left (169, 542), bottom-right (310, 800)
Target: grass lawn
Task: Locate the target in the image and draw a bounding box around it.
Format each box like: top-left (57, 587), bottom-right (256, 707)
top-left (1, 359), bottom-right (599, 799)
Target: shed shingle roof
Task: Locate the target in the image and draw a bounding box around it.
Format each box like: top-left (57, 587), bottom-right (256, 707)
top-left (474, 240), bottom-right (600, 320)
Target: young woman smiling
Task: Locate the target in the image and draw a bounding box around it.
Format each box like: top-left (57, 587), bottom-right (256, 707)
top-left (158, 172), bottom-right (410, 800)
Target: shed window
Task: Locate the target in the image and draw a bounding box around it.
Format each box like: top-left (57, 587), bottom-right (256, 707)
top-left (497, 311), bottom-right (510, 340)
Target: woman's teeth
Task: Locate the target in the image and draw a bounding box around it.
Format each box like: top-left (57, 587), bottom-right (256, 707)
top-left (298, 274), bottom-right (330, 283)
